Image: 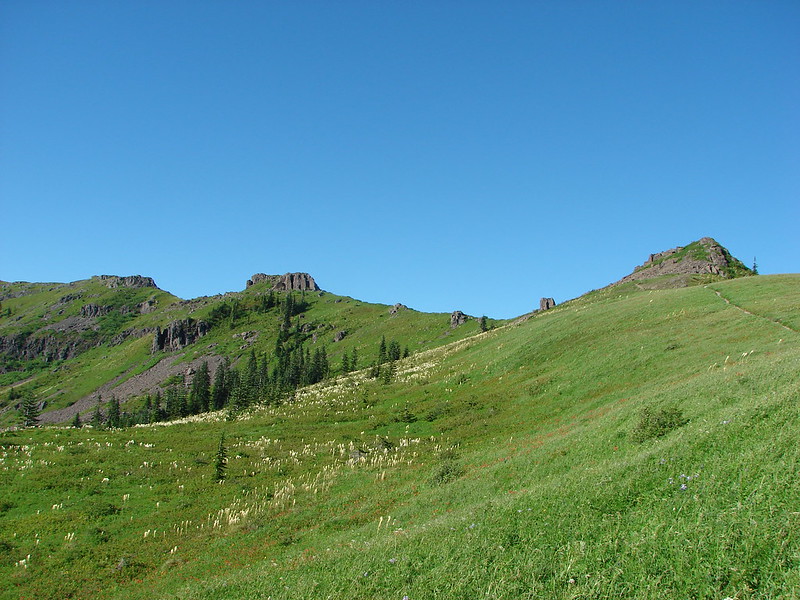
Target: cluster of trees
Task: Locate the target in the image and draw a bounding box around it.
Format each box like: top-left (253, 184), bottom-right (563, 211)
top-left (369, 336), bottom-right (409, 384)
top-left (208, 291), bottom-right (309, 330)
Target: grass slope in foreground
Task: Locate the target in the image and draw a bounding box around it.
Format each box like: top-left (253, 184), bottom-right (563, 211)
top-left (1, 275), bottom-right (798, 599)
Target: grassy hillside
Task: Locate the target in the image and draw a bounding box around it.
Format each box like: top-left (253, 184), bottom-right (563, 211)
top-left (1, 274), bottom-right (797, 599)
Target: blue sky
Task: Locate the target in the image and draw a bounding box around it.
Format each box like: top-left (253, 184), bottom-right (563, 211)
top-left (2, 1), bottom-right (798, 318)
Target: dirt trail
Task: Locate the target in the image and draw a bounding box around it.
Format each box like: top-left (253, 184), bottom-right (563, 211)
top-left (710, 288), bottom-right (797, 334)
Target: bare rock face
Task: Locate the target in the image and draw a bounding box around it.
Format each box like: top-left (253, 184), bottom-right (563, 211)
top-left (100, 275), bottom-right (159, 289)
top-left (333, 330), bottom-right (347, 342)
top-left (613, 237), bottom-right (752, 287)
top-left (450, 311), bottom-right (468, 328)
top-left (80, 303), bottom-right (111, 318)
top-left (540, 298), bottom-right (556, 311)
top-left (389, 303), bottom-right (408, 315)
top-left (246, 272), bottom-right (320, 292)
top-left (138, 299), bottom-right (157, 314)
top-left (151, 318), bottom-right (209, 353)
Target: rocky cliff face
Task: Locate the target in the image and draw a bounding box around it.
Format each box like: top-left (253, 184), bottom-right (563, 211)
top-left (99, 275), bottom-right (159, 289)
top-left (151, 318), bottom-right (210, 353)
top-left (246, 272), bottom-right (320, 292)
top-left (613, 237), bottom-right (752, 286)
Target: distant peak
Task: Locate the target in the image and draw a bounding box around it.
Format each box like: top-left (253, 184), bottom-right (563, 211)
top-left (246, 272), bottom-right (320, 292)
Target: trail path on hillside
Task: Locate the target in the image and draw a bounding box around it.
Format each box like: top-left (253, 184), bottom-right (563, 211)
top-left (709, 288), bottom-right (797, 334)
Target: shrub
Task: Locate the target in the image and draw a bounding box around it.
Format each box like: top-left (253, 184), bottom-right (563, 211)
top-left (429, 459), bottom-right (463, 486)
top-left (631, 405), bottom-right (688, 442)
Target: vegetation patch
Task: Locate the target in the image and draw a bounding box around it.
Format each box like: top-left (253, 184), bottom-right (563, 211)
top-left (630, 405), bottom-right (688, 442)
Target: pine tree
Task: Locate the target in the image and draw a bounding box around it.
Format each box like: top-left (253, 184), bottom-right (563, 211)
top-left (90, 402), bottom-right (104, 428)
top-left (190, 361), bottom-right (211, 414)
top-left (211, 358), bottom-right (230, 410)
top-left (72, 412), bottom-right (82, 428)
top-left (752, 257), bottom-right (759, 275)
top-left (378, 336), bottom-right (387, 366)
top-left (214, 433), bottom-right (228, 482)
top-left (19, 396), bottom-right (40, 427)
top-left (388, 340), bottom-right (401, 361)
top-left (341, 352), bottom-right (351, 374)
top-left (106, 396), bottom-right (121, 428)
top-left (479, 316), bottom-right (488, 332)
top-left (351, 348), bottom-right (358, 371)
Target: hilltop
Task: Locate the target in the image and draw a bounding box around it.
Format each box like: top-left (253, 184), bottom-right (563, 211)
top-left (610, 236), bottom-right (753, 289)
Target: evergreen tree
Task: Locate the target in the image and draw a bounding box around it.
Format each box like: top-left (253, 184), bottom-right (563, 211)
top-left (351, 348), bottom-right (358, 371)
top-left (106, 396), bottom-right (121, 428)
top-left (257, 353), bottom-right (270, 400)
top-left (403, 346), bottom-right (410, 358)
top-left (226, 369), bottom-right (243, 411)
top-left (152, 390), bottom-right (164, 421)
top-left (214, 433), bottom-right (228, 482)
top-left (752, 257), bottom-right (759, 275)
top-left (190, 361), bottom-right (211, 414)
top-left (341, 351), bottom-right (351, 374)
top-left (378, 336), bottom-right (387, 366)
top-left (388, 340), bottom-right (401, 361)
top-left (479, 316), bottom-right (488, 332)
top-left (72, 412), bottom-right (82, 428)
top-left (242, 350), bottom-right (258, 405)
top-left (382, 360), bottom-right (396, 385)
top-left (90, 402), bottom-right (104, 428)
top-left (19, 396), bottom-right (40, 427)
top-left (211, 358), bottom-right (230, 410)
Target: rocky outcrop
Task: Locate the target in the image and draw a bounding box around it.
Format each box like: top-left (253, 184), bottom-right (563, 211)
top-left (151, 318), bottom-right (210, 353)
top-left (100, 275), bottom-right (159, 289)
top-left (0, 332), bottom-right (99, 367)
top-left (333, 330), bottom-right (347, 342)
top-left (613, 237), bottom-right (752, 287)
top-left (389, 303), bottom-right (408, 315)
top-left (246, 272), bottom-right (320, 292)
top-left (137, 299), bottom-right (157, 314)
top-left (540, 298), bottom-right (556, 311)
top-left (451, 311), bottom-right (468, 328)
top-left (80, 303), bottom-right (111, 318)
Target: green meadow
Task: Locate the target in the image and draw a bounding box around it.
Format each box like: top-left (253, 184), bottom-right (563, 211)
top-left (1, 275), bottom-right (798, 599)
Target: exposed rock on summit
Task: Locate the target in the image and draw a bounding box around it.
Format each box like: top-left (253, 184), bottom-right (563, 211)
top-left (540, 298), bottom-right (556, 311)
top-left (451, 311), bottom-right (468, 328)
top-left (614, 237), bottom-right (752, 287)
top-left (246, 272), bottom-right (320, 292)
top-left (100, 275), bottom-right (159, 289)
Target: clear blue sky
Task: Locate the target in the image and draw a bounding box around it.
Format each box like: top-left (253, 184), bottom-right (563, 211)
top-left (2, 1), bottom-right (798, 318)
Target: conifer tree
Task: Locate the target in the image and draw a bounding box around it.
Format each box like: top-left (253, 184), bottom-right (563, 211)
top-left (351, 348), bottom-right (358, 371)
top-left (258, 353), bottom-right (270, 399)
top-left (479, 316), bottom-right (488, 332)
top-left (20, 396), bottom-right (40, 427)
top-left (106, 396), bottom-right (121, 428)
top-left (214, 433), bottom-right (228, 482)
top-left (378, 336), bottom-right (387, 366)
top-left (211, 358), bottom-right (229, 410)
top-left (91, 402), bottom-right (104, 428)
top-left (388, 340), bottom-right (401, 361)
top-left (190, 361), bottom-right (211, 414)
top-left (341, 352), bottom-right (351, 374)
top-left (72, 412), bottom-right (82, 428)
